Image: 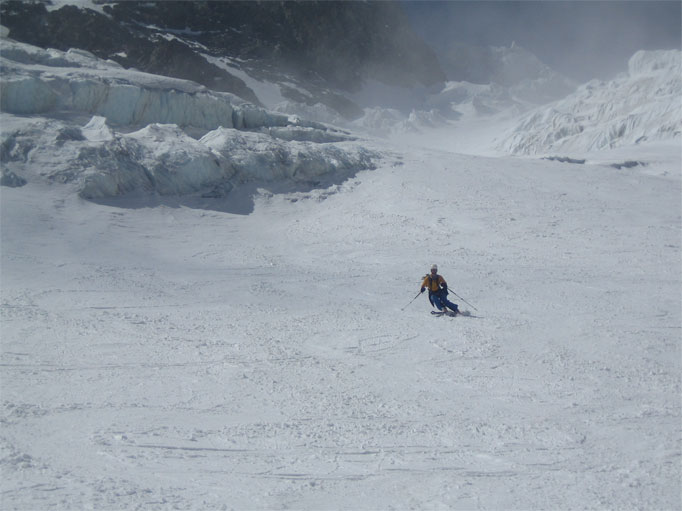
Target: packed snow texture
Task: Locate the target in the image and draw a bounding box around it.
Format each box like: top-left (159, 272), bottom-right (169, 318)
top-left (500, 50), bottom-right (681, 155)
top-left (2, 139), bottom-right (680, 510)
top-left (0, 39), bottom-right (377, 199)
top-left (1, 31), bottom-right (681, 511)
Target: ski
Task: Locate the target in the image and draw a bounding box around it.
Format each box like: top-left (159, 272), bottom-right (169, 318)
top-left (431, 309), bottom-right (469, 317)
top-left (431, 310), bottom-right (458, 317)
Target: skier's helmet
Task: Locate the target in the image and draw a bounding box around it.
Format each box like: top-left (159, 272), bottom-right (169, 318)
top-left (431, 264), bottom-right (438, 273)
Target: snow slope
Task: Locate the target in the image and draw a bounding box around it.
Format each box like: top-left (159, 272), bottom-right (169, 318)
top-left (1, 36), bottom-right (681, 510)
top-left (2, 140), bottom-right (680, 510)
top-left (500, 50), bottom-right (681, 155)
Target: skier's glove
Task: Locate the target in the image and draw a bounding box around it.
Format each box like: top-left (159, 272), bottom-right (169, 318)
top-left (420, 287), bottom-right (425, 293)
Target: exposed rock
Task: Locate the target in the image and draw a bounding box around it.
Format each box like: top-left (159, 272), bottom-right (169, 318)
top-left (0, 2), bottom-right (258, 105)
top-left (0, 1), bottom-right (445, 119)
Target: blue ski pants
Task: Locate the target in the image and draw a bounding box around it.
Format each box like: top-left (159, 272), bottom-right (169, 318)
top-left (432, 294), bottom-right (458, 312)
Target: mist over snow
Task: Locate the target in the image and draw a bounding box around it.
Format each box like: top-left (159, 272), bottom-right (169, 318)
top-left (403, 0), bottom-right (682, 83)
top-left (1, 6), bottom-right (681, 510)
top-left (297, 42), bottom-right (580, 140)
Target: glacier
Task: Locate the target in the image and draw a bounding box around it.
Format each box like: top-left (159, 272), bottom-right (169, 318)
top-left (499, 50), bottom-right (681, 155)
top-left (0, 39), bottom-right (379, 199)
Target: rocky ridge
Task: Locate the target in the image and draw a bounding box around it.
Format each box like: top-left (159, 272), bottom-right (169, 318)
top-left (0, 0), bottom-right (445, 120)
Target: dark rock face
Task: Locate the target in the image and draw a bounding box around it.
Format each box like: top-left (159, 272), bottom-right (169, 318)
top-left (0, 2), bottom-right (261, 105)
top-left (0, 1), bottom-right (445, 119)
top-left (1, 3), bottom-right (123, 50)
top-left (104, 1), bottom-right (444, 90)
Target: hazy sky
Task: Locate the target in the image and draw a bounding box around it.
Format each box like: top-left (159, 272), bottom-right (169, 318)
top-left (403, 1), bottom-right (681, 82)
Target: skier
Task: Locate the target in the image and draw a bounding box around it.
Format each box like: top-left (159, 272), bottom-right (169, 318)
top-left (420, 264), bottom-right (459, 315)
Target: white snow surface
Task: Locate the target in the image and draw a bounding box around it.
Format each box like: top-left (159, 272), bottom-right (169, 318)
top-left (1, 37), bottom-right (681, 510)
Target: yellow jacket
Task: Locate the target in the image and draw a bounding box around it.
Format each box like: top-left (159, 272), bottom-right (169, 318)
top-left (421, 274), bottom-right (446, 292)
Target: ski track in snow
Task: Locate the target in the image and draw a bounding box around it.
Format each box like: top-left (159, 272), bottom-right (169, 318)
top-left (1, 141), bottom-right (680, 509)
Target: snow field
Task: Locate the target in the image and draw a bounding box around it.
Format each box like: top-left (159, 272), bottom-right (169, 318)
top-left (1, 139), bottom-right (680, 509)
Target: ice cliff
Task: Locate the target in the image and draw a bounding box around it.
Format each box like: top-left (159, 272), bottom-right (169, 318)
top-left (0, 40), bottom-right (379, 199)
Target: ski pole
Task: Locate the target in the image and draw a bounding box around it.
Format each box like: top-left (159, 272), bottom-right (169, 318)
top-left (451, 290), bottom-right (477, 311)
top-left (401, 291), bottom-right (422, 311)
